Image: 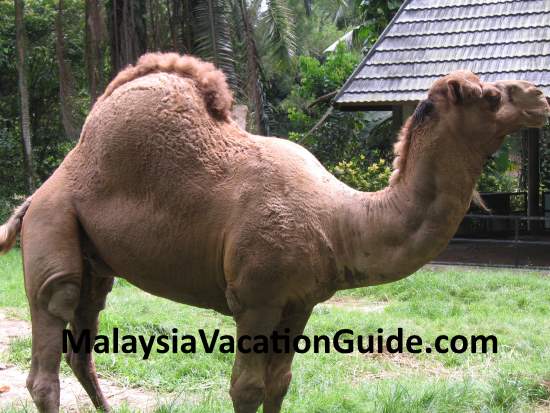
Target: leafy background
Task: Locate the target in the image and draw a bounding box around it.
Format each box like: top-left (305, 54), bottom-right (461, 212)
top-left (1, 0), bottom-right (548, 222)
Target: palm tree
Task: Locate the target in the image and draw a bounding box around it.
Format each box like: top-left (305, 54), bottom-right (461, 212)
top-left (190, 0), bottom-right (238, 90)
top-left (188, 0), bottom-right (297, 132)
top-left (100, 0), bottom-right (298, 132)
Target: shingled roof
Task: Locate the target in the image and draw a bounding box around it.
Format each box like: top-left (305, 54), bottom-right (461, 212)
top-left (334, 0), bottom-right (550, 109)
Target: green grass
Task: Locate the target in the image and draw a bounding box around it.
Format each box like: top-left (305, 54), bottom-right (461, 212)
top-left (1, 249), bottom-right (549, 412)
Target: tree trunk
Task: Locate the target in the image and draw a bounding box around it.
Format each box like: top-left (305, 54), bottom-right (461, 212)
top-left (122, 0), bottom-right (131, 64)
top-left (108, 0), bottom-right (147, 74)
top-left (14, 0), bottom-right (34, 192)
top-left (154, 0), bottom-right (161, 50)
top-left (238, 0), bottom-right (265, 134)
top-left (166, 0), bottom-right (176, 50)
top-left (167, 0), bottom-right (185, 52)
top-left (231, 104), bottom-right (248, 130)
top-left (147, 0), bottom-right (160, 51)
top-left (182, 0), bottom-right (193, 52)
top-left (85, 0), bottom-right (104, 105)
top-left (55, 0), bottom-right (80, 140)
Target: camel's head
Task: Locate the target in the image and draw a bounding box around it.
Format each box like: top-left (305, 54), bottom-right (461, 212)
top-left (426, 70), bottom-right (550, 155)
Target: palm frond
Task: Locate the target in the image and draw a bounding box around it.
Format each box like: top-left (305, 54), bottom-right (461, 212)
top-left (190, 0), bottom-right (238, 89)
top-left (260, 0), bottom-right (297, 62)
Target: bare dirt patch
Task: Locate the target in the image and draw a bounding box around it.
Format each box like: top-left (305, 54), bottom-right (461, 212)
top-left (322, 296), bottom-right (388, 313)
top-left (0, 309), bottom-right (165, 412)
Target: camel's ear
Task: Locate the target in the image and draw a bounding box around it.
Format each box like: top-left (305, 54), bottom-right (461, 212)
top-left (447, 79), bottom-right (482, 104)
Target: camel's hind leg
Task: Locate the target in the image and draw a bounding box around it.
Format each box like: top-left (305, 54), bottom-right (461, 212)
top-left (21, 195), bottom-right (84, 412)
top-left (26, 303), bottom-right (69, 413)
top-left (64, 257), bottom-right (114, 411)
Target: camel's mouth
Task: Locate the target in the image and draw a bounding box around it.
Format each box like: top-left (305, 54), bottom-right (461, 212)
top-left (520, 93), bottom-right (550, 127)
top-left (524, 109), bottom-right (550, 128)
top-left (526, 94), bottom-right (550, 127)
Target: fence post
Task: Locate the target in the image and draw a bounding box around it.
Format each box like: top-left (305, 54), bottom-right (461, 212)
top-left (527, 128), bottom-right (541, 233)
top-left (514, 216), bottom-right (520, 267)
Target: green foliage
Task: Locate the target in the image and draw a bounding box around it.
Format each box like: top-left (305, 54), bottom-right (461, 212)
top-left (0, 0), bottom-right (84, 202)
top-left (295, 44), bottom-right (359, 98)
top-left (357, 0), bottom-right (403, 45)
top-left (477, 138), bottom-right (518, 193)
top-left (283, 44), bottom-right (372, 167)
top-left (282, 44), bottom-right (395, 192)
top-left (259, 0), bottom-right (297, 62)
top-left (286, 0), bottom-right (348, 56)
top-left (328, 0), bottom-right (404, 51)
top-left (330, 154), bottom-right (391, 191)
top-left (191, 0), bottom-right (238, 89)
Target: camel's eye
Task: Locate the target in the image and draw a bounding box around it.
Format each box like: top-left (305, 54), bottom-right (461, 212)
top-left (484, 91), bottom-right (501, 111)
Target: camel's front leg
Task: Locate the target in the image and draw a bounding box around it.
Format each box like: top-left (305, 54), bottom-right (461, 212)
top-left (263, 309), bottom-right (312, 413)
top-left (230, 307), bottom-right (283, 413)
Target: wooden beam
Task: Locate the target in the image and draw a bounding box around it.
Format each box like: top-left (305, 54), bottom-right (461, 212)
top-left (527, 128), bottom-right (541, 215)
top-left (391, 105), bottom-right (403, 137)
top-left (402, 103), bottom-right (416, 123)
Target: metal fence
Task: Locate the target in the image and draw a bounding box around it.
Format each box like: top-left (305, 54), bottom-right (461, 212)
top-left (433, 214), bottom-right (550, 269)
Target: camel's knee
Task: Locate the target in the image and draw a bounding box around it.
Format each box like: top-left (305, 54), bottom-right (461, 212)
top-left (26, 372), bottom-right (60, 413)
top-left (46, 282), bottom-right (80, 322)
top-left (266, 370), bottom-right (292, 401)
top-left (230, 379), bottom-right (265, 412)
top-left (64, 347), bottom-right (91, 372)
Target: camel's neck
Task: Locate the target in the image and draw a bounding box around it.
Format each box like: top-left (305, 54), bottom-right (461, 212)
top-left (331, 128), bottom-right (485, 289)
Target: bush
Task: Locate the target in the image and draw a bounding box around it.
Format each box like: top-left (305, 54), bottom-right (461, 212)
top-left (477, 137), bottom-right (519, 193)
top-left (283, 45), bottom-right (369, 165)
top-left (330, 155), bottom-right (391, 192)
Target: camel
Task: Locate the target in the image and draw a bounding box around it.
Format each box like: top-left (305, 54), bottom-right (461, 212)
top-left (0, 52), bottom-right (548, 413)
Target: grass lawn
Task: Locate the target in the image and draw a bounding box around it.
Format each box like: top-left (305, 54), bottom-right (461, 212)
top-left (1, 249), bottom-right (549, 412)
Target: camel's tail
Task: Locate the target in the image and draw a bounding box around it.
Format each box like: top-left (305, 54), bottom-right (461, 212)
top-left (0, 197), bottom-right (32, 254)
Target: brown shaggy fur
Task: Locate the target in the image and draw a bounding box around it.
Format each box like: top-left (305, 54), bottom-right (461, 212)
top-left (100, 52), bottom-right (233, 120)
top-left (390, 99), bottom-right (437, 186)
top-left (389, 117), bottom-right (414, 186)
top-left (390, 101), bottom-right (491, 212)
top-left (389, 103), bottom-right (487, 209)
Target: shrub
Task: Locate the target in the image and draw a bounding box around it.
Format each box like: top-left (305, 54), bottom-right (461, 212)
top-left (330, 155), bottom-right (391, 192)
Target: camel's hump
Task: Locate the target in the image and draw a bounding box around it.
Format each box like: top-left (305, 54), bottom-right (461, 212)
top-left (98, 53), bottom-right (233, 121)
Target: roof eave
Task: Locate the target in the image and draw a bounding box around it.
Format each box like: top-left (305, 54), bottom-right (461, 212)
top-left (333, 99), bottom-right (420, 111)
top-left (333, 0), bottom-right (414, 106)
